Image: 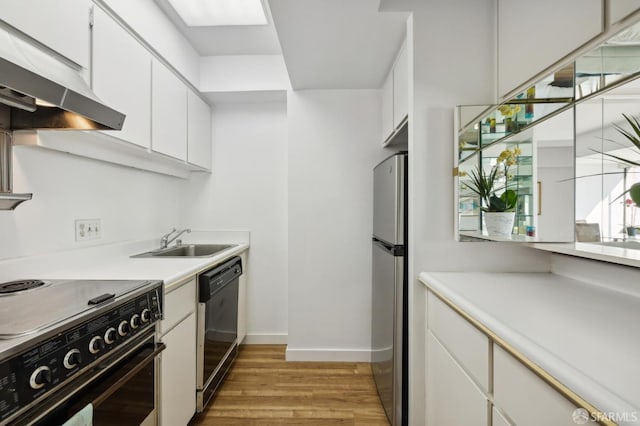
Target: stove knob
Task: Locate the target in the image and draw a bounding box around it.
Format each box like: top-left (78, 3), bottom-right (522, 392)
top-left (29, 366), bottom-right (51, 390)
top-left (63, 349), bottom-right (82, 369)
top-left (118, 320), bottom-right (130, 336)
top-left (104, 327), bottom-right (117, 344)
top-left (130, 314), bottom-right (141, 329)
top-left (141, 308), bottom-right (151, 323)
top-left (89, 336), bottom-right (105, 355)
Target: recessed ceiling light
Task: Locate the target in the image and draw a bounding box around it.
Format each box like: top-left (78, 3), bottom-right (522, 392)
top-left (167, 0), bottom-right (268, 27)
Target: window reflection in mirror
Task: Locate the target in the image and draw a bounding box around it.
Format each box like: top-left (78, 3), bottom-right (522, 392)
top-left (576, 21), bottom-right (640, 100)
top-left (575, 79), bottom-right (640, 249)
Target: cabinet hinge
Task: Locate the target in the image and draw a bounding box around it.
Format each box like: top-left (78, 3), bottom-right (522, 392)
top-left (453, 167), bottom-right (459, 177)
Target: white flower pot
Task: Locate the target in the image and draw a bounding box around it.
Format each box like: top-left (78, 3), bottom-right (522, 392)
top-left (483, 212), bottom-right (515, 236)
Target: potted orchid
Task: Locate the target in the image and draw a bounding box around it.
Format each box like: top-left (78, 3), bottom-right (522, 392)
top-left (463, 147), bottom-right (521, 236)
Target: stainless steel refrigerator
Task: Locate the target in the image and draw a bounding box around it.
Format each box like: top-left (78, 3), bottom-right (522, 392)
top-left (372, 152), bottom-right (408, 426)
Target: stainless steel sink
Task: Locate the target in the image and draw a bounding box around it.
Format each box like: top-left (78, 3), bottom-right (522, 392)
top-left (131, 244), bottom-right (236, 258)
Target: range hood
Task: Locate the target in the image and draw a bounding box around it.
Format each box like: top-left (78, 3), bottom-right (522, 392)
top-left (0, 22), bottom-right (126, 210)
top-left (0, 21), bottom-right (125, 130)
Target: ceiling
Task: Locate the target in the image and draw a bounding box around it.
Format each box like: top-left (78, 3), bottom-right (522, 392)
top-left (154, 0), bottom-right (408, 90)
top-left (153, 0), bottom-right (282, 55)
top-left (269, 0), bottom-right (408, 89)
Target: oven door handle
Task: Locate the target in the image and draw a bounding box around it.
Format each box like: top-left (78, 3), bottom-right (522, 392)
top-left (91, 342), bottom-right (166, 407)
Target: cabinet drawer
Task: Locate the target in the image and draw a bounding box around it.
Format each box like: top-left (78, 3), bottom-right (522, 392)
top-left (161, 279), bottom-right (196, 335)
top-left (493, 344), bottom-right (579, 426)
top-left (492, 407), bottom-right (512, 426)
top-left (427, 331), bottom-right (488, 426)
top-left (427, 290), bottom-right (490, 392)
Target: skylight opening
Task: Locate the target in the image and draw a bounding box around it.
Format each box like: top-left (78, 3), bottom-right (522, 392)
top-left (167, 0), bottom-right (268, 27)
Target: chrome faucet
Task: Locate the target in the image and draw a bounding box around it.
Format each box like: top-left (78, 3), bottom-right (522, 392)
top-left (159, 228), bottom-right (191, 249)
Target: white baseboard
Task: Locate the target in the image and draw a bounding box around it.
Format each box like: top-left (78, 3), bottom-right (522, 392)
top-left (242, 333), bottom-right (288, 344)
top-left (285, 347), bottom-right (372, 362)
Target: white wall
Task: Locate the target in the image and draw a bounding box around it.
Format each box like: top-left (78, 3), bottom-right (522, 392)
top-left (403, 2), bottom-right (552, 424)
top-left (199, 55), bottom-right (290, 93)
top-left (0, 145), bottom-right (184, 260)
top-left (98, 0), bottom-right (200, 86)
top-left (181, 102), bottom-right (289, 342)
top-left (286, 89), bottom-right (389, 361)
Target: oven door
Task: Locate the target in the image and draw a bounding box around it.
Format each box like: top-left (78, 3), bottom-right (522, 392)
top-left (12, 330), bottom-right (165, 426)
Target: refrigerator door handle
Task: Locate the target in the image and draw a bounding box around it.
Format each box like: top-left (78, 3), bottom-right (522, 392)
top-left (373, 237), bottom-right (405, 256)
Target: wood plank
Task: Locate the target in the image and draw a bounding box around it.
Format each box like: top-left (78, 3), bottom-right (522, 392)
top-left (190, 345), bottom-right (389, 426)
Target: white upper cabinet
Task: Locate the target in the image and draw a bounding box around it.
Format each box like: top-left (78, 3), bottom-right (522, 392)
top-left (381, 70), bottom-right (394, 143)
top-left (187, 90), bottom-right (212, 170)
top-left (498, 0), bottom-right (603, 97)
top-left (152, 58), bottom-right (187, 161)
top-left (92, 6), bottom-right (151, 149)
top-left (393, 42), bottom-right (409, 129)
top-left (609, 0), bottom-right (640, 26)
top-left (0, 0), bottom-right (91, 68)
top-left (381, 39), bottom-right (409, 145)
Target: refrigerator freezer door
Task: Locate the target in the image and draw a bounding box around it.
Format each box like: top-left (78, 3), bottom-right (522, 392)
top-left (373, 153), bottom-right (406, 245)
top-left (371, 239), bottom-right (404, 425)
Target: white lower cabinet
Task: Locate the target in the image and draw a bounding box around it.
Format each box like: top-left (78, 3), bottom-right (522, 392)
top-left (425, 288), bottom-right (586, 426)
top-left (160, 312), bottom-right (196, 426)
top-left (428, 292), bottom-right (489, 392)
top-left (427, 331), bottom-right (488, 426)
top-left (160, 280), bottom-right (197, 426)
top-left (492, 407), bottom-right (512, 426)
top-left (493, 345), bottom-right (579, 426)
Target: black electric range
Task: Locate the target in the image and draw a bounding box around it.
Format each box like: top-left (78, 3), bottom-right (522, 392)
top-left (0, 278), bottom-right (163, 424)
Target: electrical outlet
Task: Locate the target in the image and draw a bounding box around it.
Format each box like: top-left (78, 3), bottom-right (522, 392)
top-left (75, 219), bottom-right (102, 242)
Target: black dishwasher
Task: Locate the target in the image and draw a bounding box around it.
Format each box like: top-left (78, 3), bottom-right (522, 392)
top-left (196, 256), bottom-right (242, 412)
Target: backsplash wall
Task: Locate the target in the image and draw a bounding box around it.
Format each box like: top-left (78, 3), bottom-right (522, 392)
top-left (0, 144), bottom-right (185, 260)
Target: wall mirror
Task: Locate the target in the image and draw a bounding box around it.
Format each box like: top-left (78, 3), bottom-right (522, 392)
top-left (456, 101), bottom-right (575, 242)
top-left (456, 18), bottom-right (640, 249)
top-left (574, 22), bottom-right (640, 250)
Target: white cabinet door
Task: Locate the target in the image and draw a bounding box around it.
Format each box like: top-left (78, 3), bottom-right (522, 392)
top-left (187, 90), bottom-right (212, 170)
top-left (92, 6), bottom-right (151, 149)
top-left (492, 407), bottom-right (512, 426)
top-left (0, 0), bottom-right (91, 68)
top-left (427, 331), bottom-right (488, 426)
top-left (609, 1), bottom-right (640, 26)
top-left (160, 312), bottom-right (196, 426)
top-left (493, 345), bottom-right (579, 426)
top-left (381, 69), bottom-right (394, 143)
top-left (498, 0), bottom-right (603, 97)
top-left (152, 58), bottom-right (187, 161)
top-left (393, 42), bottom-right (409, 129)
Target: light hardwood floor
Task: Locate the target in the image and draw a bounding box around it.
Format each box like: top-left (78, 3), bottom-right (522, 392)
top-left (190, 345), bottom-right (390, 425)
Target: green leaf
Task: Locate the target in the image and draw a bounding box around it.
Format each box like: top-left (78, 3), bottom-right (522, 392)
top-left (501, 189), bottom-right (517, 211)
top-left (631, 183), bottom-right (640, 206)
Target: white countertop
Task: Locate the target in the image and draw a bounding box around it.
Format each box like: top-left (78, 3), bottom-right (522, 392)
top-left (419, 271), bottom-right (640, 425)
top-left (0, 230), bottom-right (250, 292)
